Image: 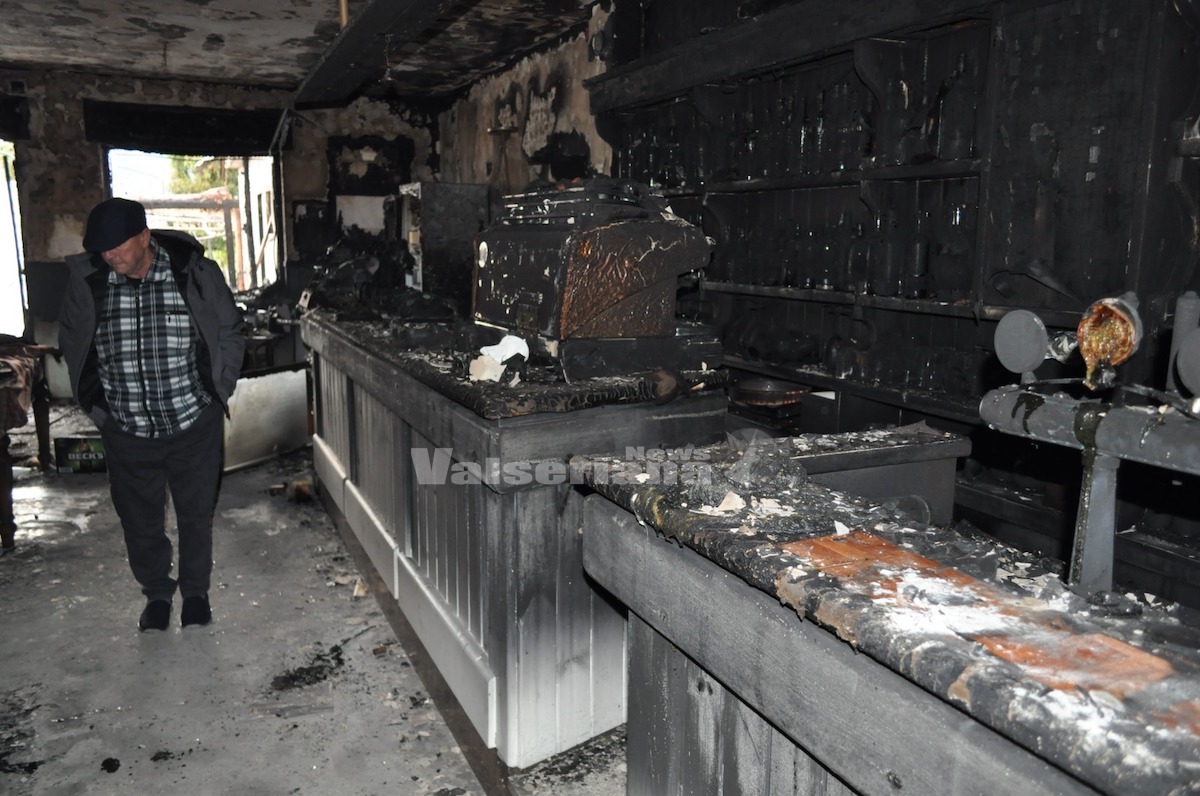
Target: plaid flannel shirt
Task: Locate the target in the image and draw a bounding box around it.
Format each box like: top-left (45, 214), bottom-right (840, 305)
top-left (95, 239), bottom-right (212, 437)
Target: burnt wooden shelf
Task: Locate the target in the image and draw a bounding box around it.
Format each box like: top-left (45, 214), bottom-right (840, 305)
top-left (979, 303), bottom-right (1087, 328)
top-left (661, 160), bottom-right (983, 198)
top-left (586, 0), bottom-right (995, 113)
top-left (704, 281), bottom-right (1087, 330)
top-left (957, 477), bottom-right (1200, 607)
top-left (724, 354), bottom-right (983, 423)
top-left (703, 280), bottom-right (980, 318)
top-left (701, 280), bottom-right (856, 304)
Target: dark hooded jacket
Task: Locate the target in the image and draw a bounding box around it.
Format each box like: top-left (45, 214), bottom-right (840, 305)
top-left (59, 229), bottom-right (246, 430)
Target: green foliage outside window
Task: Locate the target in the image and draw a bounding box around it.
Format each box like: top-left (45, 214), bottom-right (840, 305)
top-left (166, 155), bottom-right (240, 275)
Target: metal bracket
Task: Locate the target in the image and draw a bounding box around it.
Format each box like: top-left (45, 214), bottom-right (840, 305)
top-left (1069, 449), bottom-right (1118, 595)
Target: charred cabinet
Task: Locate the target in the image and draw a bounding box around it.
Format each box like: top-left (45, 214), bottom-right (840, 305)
top-left (590, 0), bottom-right (1200, 600)
top-left (589, 0), bottom-right (1200, 420)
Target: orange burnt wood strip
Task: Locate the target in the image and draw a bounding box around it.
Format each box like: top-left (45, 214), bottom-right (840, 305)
top-left (1154, 699), bottom-right (1200, 736)
top-left (780, 530), bottom-right (1177, 699)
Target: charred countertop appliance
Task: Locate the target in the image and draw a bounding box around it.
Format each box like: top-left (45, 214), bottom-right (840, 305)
top-left (473, 179), bottom-right (716, 379)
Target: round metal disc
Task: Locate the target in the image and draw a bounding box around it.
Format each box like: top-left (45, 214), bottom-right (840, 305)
top-left (1176, 327), bottom-right (1200, 395)
top-left (995, 309), bottom-right (1049, 374)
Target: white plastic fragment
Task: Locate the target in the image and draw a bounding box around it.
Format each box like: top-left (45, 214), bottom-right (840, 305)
top-left (716, 491), bottom-right (747, 512)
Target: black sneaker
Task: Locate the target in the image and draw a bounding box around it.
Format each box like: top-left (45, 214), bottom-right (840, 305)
top-left (181, 595), bottom-right (211, 628)
top-left (138, 600), bottom-right (172, 632)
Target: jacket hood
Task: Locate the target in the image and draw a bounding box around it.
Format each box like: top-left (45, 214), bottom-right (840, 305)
top-left (151, 228), bottom-right (205, 253)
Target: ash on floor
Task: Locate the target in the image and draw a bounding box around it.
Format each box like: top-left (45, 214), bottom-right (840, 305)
top-left (5, 403), bottom-right (632, 796)
top-left (507, 727), bottom-right (626, 796)
top-left (1, 439), bottom-right (483, 795)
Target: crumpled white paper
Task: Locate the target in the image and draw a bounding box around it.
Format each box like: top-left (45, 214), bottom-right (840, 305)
top-left (468, 335), bottom-right (530, 383)
top-left (480, 335), bottom-right (529, 364)
top-left (468, 355), bottom-right (506, 382)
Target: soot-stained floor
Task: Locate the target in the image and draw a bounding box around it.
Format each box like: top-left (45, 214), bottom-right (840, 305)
top-left (0, 406), bottom-right (625, 796)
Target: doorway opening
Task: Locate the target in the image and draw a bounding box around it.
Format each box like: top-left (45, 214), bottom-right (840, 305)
top-left (107, 149), bottom-right (279, 292)
top-left (0, 138), bottom-right (27, 338)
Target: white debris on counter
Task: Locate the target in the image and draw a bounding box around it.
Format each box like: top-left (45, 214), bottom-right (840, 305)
top-left (469, 334), bottom-right (529, 383)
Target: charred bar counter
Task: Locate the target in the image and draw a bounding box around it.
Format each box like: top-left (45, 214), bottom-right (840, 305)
top-left (300, 310), bottom-right (727, 768)
top-left (574, 431), bottom-right (1200, 795)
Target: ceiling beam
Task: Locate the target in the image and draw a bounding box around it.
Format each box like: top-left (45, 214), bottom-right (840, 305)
top-left (294, 0), bottom-right (457, 107)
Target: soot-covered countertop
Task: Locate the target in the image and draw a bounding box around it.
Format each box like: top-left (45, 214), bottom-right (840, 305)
top-left (301, 310), bottom-right (725, 421)
top-left (572, 428), bottom-right (1200, 795)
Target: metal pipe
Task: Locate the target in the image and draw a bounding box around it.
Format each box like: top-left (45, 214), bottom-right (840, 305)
top-left (978, 388), bottom-right (1084, 450)
top-left (980, 386), bottom-right (1200, 477)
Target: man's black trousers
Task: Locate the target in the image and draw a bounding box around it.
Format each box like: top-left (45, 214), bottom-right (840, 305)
top-left (100, 402), bottom-right (223, 603)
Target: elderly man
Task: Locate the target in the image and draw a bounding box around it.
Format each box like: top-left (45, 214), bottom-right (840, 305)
top-left (59, 198), bottom-right (245, 632)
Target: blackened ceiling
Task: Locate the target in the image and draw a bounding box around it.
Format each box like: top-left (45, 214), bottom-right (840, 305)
top-left (0, 0), bottom-right (598, 104)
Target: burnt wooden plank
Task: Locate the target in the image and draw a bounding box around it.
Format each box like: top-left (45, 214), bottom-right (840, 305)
top-left (627, 615), bottom-right (675, 796)
top-left (482, 475), bottom-right (514, 751)
top-left (681, 654), bottom-right (723, 793)
top-left (766, 728), bottom-right (799, 796)
top-left (467, 479), bottom-right (484, 641)
top-left (583, 495), bottom-right (1099, 796)
top-left (410, 428), bottom-right (433, 577)
top-left (511, 486), bottom-right (563, 765)
top-left (318, 360), bottom-right (351, 466)
top-left (589, 562), bottom-right (628, 745)
top-left (311, 352), bottom-right (325, 439)
top-left (394, 420), bottom-right (413, 559)
top-left (353, 389), bottom-right (383, 518)
top-left (433, 480), bottom-right (448, 589)
top-left (720, 691), bottom-right (770, 795)
top-left (637, 615), bottom-right (855, 796)
top-left (447, 481), bottom-right (460, 605)
top-left (456, 480), bottom-right (472, 619)
top-left (554, 486), bottom-right (593, 738)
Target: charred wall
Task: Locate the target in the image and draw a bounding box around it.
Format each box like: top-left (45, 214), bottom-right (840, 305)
top-left (438, 4), bottom-right (612, 196)
top-left (0, 68), bottom-right (289, 263)
top-left (283, 97), bottom-right (437, 261)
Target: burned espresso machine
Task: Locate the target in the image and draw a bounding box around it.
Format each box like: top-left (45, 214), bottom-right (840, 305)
top-left (472, 179), bottom-right (719, 380)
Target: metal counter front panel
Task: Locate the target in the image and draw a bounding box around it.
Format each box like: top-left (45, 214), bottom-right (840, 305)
top-left (313, 353), bottom-right (351, 470)
top-left (409, 427), bottom-right (486, 645)
top-left (352, 385), bottom-right (410, 548)
top-left (301, 315), bottom-right (695, 767)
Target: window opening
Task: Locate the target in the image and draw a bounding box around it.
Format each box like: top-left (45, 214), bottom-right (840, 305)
top-left (107, 149), bottom-right (279, 292)
top-left (0, 139), bottom-right (26, 338)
